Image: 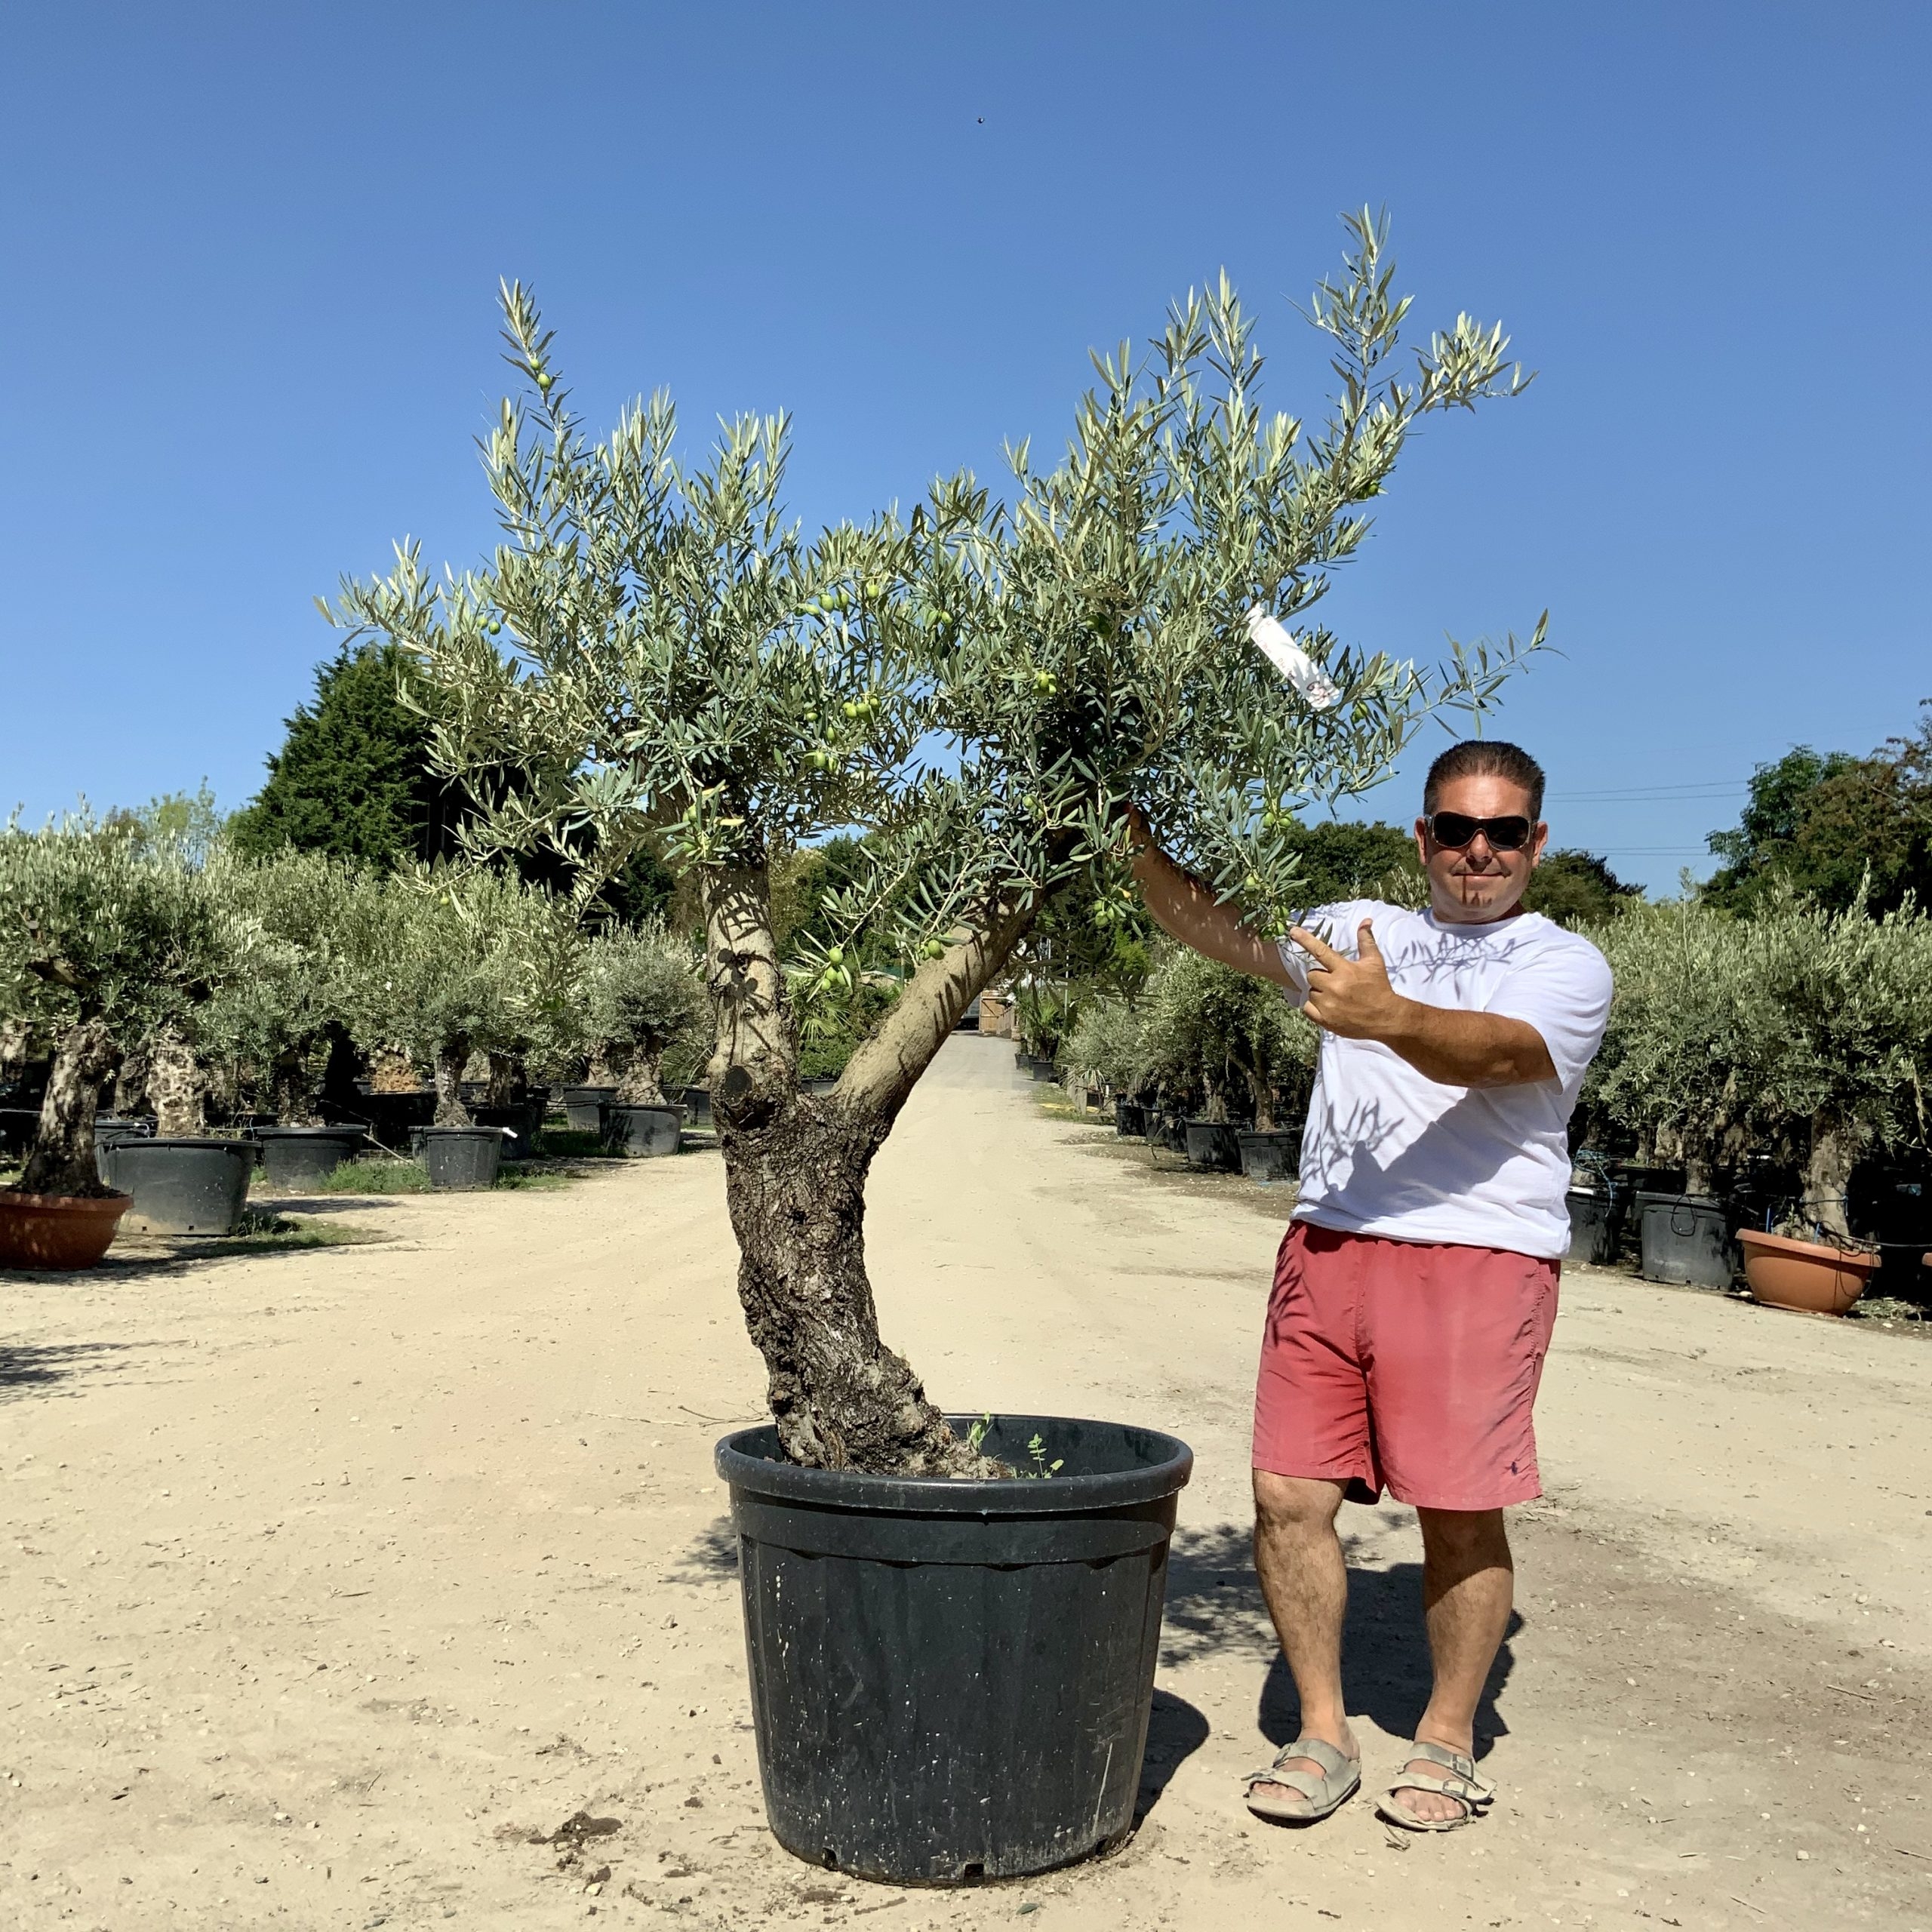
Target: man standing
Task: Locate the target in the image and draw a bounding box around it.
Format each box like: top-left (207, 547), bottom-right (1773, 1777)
top-left (1130, 740), bottom-right (1612, 1832)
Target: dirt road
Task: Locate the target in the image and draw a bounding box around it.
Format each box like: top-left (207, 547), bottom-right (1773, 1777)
top-left (5, 1034), bottom-right (1929, 1930)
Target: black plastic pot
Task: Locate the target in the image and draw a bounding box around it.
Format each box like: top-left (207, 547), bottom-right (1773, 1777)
top-left (607, 1103), bottom-right (681, 1158)
top-left (0, 1106), bottom-right (47, 1159)
top-left (322, 1089), bottom-right (435, 1155)
top-left (107, 1137), bottom-right (253, 1234)
top-left (558, 1085), bottom-right (616, 1134)
top-left (1238, 1128), bottom-right (1302, 1186)
top-left (423, 1126), bottom-right (503, 1190)
top-left (1146, 1111), bottom-right (1186, 1154)
top-left (1635, 1191), bottom-right (1735, 1287)
top-left (1564, 1186), bottom-right (1620, 1266)
top-left (254, 1125), bottom-right (365, 1190)
top-left (470, 1103), bottom-right (543, 1160)
top-left (1114, 1099), bottom-right (1146, 1138)
top-left (716, 1413), bottom-right (1193, 1885)
top-left (1026, 1057), bottom-right (1057, 1082)
top-left (681, 1084), bottom-right (713, 1127)
top-left (1183, 1119), bottom-right (1242, 1173)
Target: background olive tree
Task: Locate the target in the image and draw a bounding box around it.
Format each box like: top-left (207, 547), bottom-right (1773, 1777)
top-left (330, 213), bottom-right (1542, 1472)
top-left (570, 922), bottom-right (709, 1104)
top-left (0, 821), bottom-right (237, 1194)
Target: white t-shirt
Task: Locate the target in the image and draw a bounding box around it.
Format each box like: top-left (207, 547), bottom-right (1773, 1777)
top-left (1277, 901), bottom-right (1614, 1260)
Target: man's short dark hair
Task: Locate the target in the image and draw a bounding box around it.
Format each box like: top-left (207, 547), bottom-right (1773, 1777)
top-left (1423, 740), bottom-right (1546, 820)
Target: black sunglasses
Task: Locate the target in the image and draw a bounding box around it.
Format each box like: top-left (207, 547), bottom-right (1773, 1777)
top-left (1425, 811), bottom-right (1534, 852)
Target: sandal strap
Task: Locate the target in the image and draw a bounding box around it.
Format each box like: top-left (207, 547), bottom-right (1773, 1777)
top-left (1244, 1736), bottom-right (1357, 1797)
top-left (1392, 1740), bottom-right (1496, 1807)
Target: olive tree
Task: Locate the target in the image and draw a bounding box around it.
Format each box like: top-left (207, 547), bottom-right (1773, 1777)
top-left (0, 821), bottom-right (235, 1194)
top-left (571, 921), bottom-right (708, 1103)
top-left (196, 851), bottom-right (374, 1123)
top-left (331, 213), bottom-right (1540, 1472)
top-left (1143, 946), bottom-right (1318, 1131)
top-left (349, 866), bottom-right (580, 1126)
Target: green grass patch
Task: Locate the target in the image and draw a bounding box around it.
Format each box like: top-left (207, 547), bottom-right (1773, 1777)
top-left (312, 1158), bottom-right (432, 1195)
top-left (209, 1212), bottom-right (377, 1255)
top-left (533, 1128), bottom-right (611, 1158)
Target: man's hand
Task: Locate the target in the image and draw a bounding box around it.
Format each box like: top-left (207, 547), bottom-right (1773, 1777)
top-left (1290, 917), bottom-right (1558, 1088)
top-left (1290, 919), bottom-right (1404, 1039)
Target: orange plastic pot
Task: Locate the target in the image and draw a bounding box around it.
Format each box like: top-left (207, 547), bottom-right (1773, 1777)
top-left (1736, 1229), bottom-right (1875, 1316)
top-left (0, 1189), bottom-right (133, 1270)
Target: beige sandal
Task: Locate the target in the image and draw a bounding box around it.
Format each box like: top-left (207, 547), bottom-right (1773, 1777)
top-left (1242, 1736), bottom-right (1361, 1824)
top-left (1374, 1740), bottom-right (1497, 1832)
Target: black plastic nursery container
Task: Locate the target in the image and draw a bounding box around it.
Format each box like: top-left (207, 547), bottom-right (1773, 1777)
top-left (1564, 1186), bottom-right (1621, 1266)
top-left (1113, 1098), bottom-right (1146, 1138)
top-left (715, 1414), bottom-right (1193, 1886)
top-left (1146, 1111), bottom-right (1186, 1154)
top-left (607, 1103), bottom-right (681, 1157)
top-left (1183, 1119), bottom-right (1242, 1173)
top-left (1238, 1128), bottom-right (1302, 1186)
top-left (106, 1137), bottom-right (253, 1234)
top-left (470, 1103), bottom-right (543, 1160)
top-left (254, 1125), bottom-right (365, 1190)
top-left (423, 1126), bottom-right (503, 1190)
top-left (558, 1085), bottom-right (617, 1134)
top-left (1635, 1191), bottom-right (1735, 1287)
top-left (681, 1083), bottom-right (713, 1127)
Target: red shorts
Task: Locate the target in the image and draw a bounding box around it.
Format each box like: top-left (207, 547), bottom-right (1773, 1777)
top-left (1252, 1221), bottom-right (1560, 1511)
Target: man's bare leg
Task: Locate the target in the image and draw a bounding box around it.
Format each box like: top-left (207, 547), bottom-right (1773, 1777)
top-left (1249, 1472), bottom-right (1357, 1812)
top-left (1395, 1505), bottom-right (1514, 1823)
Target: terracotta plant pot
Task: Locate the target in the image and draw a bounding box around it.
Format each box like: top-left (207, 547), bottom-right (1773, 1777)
top-left (0, 1189), bottom-right (133, 1270)
top-left (1736, 1229), bottom-right (1876, 1316)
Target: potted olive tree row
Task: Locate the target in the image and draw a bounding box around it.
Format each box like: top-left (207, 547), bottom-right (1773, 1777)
top-left (331, 214), bottom-right (1540, 1881)
top-left (1586, 890), bottom-right (1932, 1308)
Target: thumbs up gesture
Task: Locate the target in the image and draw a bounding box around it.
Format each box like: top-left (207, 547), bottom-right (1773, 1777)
top-left (1287, 919), bottom-right (1404, 1040)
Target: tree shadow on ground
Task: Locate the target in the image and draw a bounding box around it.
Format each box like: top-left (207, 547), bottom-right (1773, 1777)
top-left (0, 1339), bottom-right (152, 1404)
top-left (1164, 1520), bottom-right (1522, 1761)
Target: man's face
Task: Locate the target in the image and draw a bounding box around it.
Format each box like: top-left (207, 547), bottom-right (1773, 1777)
top-left (1413, 772), bottom-right (1547, 924)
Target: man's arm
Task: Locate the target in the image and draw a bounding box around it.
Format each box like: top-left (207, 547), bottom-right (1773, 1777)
top-left (1293, 918), bottom-right (1557, 1089)
top-left (1127, 820), bottom-right (1295, 987)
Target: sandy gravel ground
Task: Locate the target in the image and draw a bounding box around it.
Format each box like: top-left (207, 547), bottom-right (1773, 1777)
top-left (5, 1034), bottom-right (1930, 1932)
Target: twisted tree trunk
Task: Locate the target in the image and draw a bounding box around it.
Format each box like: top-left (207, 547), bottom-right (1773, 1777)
top-left (703, 861), bottom-right (1031, 1474)
top-left (18, 1020), bottom-right (115, 1198)
top-left (432, 1034), bottom-right (473, 1127)
top-left (1806, 1113), bottom-right (1858, 1241)
top-left (149, 1029), bottom-right (205, 1137)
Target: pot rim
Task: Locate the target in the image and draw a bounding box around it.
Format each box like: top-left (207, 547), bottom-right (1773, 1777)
top-left (420, 1124), bottom-right (506, 1140)
top-left (0, 1188), bottom-right (133, 1212)
top-left (253, 1124), bottom-right (365, 1139)
top-left (109, 1137), bottom-right (253, 1155)
top-left (716, 1412), bottom-right (1194, 1518)
top-left (1736, 1227), bottom-right (1878, 1275)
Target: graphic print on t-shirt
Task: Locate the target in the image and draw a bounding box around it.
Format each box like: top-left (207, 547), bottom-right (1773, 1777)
top-left (1277, 900), bottom-right (1613, 1260)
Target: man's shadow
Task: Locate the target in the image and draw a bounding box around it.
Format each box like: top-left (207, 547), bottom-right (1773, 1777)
top-left (1162, 1522), bottom-right (1521, 1764)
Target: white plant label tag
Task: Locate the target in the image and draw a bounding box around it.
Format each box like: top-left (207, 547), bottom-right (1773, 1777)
top-left (1246, 605), bottom-right (1340, 711)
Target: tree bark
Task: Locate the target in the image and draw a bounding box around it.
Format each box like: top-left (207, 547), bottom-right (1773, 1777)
top-left (613, 1046), bottom-right (667, 1107)
top-left (269, 1046), bottom-right (321, 1125)
top-left (111, 1041), bottom-right (150, 1117)
top-left (703, 864), bottom-right (1029, 1473)
top-left (17, 1020), bottom-right (115, 1198)
top-left (1806, 1113), bottom-right (1857, 1240)
top-left (149, 1029), bottom-right (205, 1138)
top-left (432, 1035), bottom-right (473, 1127)
top-left (485, 1051), bottom-right (526, 1107)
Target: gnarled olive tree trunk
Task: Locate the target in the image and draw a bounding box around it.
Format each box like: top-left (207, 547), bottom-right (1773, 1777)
top-left (18, 1020), bottom-right (115, 1198)
top-left (432, 1035), bottom-right (472, 1127)
top-left (149, 1029), bottom-right (205, 1137)
top-left (1807, 1112), bottom-right (1858, 1240)
top-left (702, 861), bottom-right (1031, 1475)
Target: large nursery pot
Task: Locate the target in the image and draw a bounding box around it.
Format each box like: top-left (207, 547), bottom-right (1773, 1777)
top-left (1736, 1229), bottom-right (1876, 1316)
top-left (1113, 1098), bottom-right (1146, 1139)
top-left (1635, 1190), bottom-right (1735, 1289)
top-left (0, 1107), bottom-right (42, 1161)
top-left (607, 1103), bottom-right (681, 1158)
top-left (558, 1084), bottom-right (617, 1132)
top-left (0, 1189), bottom-right (133, 1269)
top-left (1146, 1110), bottom-right (1186, 1155)
top-left (470, 1103), bottom-right (543, 1161)
top-left (715, 1414), bottom-right (1194, 1886)
top-left (1183, 1119), bottom-right (1242, 1173)
top-left (108, 1138), bottom-right (253, 1235)
top-left (422, 1126), bottom-right (503, 1190)
top-left (1564, 1186), bottom-right (1621, 1267)
top-left (681, 1083), bottom-right (713, 1127)
top-left (253, 1125), bottom-right (365, 1190)
top-left (1238, 1128), bottom-right (1302, 1186)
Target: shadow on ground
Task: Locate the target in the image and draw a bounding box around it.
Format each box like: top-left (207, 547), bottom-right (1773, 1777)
top-left (1164, 1520), bottom-right (1521, 1759)
top-left (0, 1338), bottom-right (156, 1404)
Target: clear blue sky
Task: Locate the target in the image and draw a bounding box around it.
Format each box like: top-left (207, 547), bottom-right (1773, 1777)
top-left (4, 2), bottom-right (1926, 892)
